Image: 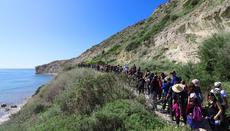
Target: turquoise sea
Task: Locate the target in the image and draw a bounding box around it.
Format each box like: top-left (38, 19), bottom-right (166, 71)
top-left (0, 69), bottom-right (53, 105)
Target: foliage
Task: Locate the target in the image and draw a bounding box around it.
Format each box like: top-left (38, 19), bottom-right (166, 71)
top-left (175, 62), bottom-right (214, 90)
top-left (176, 33), bottom-right (230, 89)
top-left (144, 15), bottom-right (170, 40)
top-left (182, 0), bottom-right (202, 15)
top-left (140, 59), bottom-right (177, 73)
top-left (108, 44), bottom-right (121, 53)
top-left (125, 39), bottom-right (141, 52)
top-left (95, 100), bottom-right (164, 130)
top-left (57, 74), bottom-right (133, 115)
top-left (198, 34), bottom-right (230, 80)
top-left (1, 69), bottom-right (171, 131)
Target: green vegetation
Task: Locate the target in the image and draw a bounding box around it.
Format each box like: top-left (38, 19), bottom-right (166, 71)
top-left (176, 33), bottom-right (230, 89)
top-left (182, 0), bottom-right (203, 16)
top-left (124, 0), bottom-right (205, 52)
top-left (199, 34), bottom-right (230, 80)
top-left (125, 15), bottom-right (171, 52)
top-left (140, 59), bottom-right (177, 73)
top-left (125, 39), bottom-right (141, 52)
top-left (0, 68), bottom-right (179, 131)
top-left (108, 44), bottom-right (121, 54)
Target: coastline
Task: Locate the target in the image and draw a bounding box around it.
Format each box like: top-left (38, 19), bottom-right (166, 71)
top-left (0, 69), bottom-right (54, 125)
top-left (0, 97), bottom-right (29, 125)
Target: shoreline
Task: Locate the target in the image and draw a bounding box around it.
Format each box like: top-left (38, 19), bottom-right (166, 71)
top-left (0, 97), bottom-right (29, 125)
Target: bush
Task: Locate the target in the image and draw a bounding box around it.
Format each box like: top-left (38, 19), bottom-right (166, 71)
top-left (108, 44), bottom-right (121, 53)
top-left (183, 0), bottom-right (201, 10)
top-left (175, 33), bottom-right (230, 90)
top-left (170, 14), bottom-right (179, 22)
top-left (95, 100), bottom-right (164, 130)
top-left (199, 34), bottom-right (230, 80)
top-left (58, 74), bottom-right (133, 115)
top-left (125, 40), bottom-right (141, 52)
top-left (34, 104), bottom-right (46, 114)
top-left (175, 62), bottom-right (214, 90)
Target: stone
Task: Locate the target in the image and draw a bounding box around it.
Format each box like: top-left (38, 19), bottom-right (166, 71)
top-left (11, 105), bottom-right (17, 108)
top-left (1, 104), bottom-right (7, 108)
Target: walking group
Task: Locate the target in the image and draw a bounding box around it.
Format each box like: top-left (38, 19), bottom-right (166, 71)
top-left (78, 63), bottom-right (228, 131)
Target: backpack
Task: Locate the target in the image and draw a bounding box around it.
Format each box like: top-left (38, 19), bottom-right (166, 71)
top-left (192, 106), bottom-right (202, 121)
top-left (212, 88), bottom-right (223, 104)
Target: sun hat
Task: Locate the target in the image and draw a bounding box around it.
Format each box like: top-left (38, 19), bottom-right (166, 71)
top-left (172, 84), bottom-right (185, 93)
top-left (164, 76), bottom-right (171, 82)
top-left (192, 79), bottom-right (200, 87)
top-left (214, 81), bottom-right (221, 88)
top-left (189, 92), bottom-right (197, 99)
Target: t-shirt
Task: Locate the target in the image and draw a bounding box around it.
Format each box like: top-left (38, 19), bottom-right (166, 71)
top-left (220, 89), bottom-right (227, 105)
top-left (211, 88), bottom-right (227, 106)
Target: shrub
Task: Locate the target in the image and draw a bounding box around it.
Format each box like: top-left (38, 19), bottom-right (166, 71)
top-left (108, 44), bottom-right (121, 53)
top-left (170, 14), bottom-right (179, 22)
top-left (95, 100), bottom-right (164, 130)
top-left (58, 74), bottom-right (133, 115)
top-left (198, 34), bottom-right (230, 80)
top-left (125, 40), bottom-right (141, 52)
top-left (175, 62), bottom-right (214, 90)
top-left (183, 0), bottom-right (201, 10)
top-left (34, 104), bottom-right (46, 114)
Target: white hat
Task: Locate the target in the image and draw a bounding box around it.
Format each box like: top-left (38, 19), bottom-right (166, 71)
top-left (192, 79), bottom-right (200, 87)
top-left (172, 84), bottom-right (185, 93)
top-left (164, 76), bottom-right (171, 82)
top-left (214, 82), bottom-right (221, 88)
top-left (190, 93), bottom-right (197, 99)
top-left (210, 88), bottom-right (221, 94)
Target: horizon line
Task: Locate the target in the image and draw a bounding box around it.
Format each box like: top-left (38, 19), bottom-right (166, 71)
top-left (0, 68), bottom-right (35, 69)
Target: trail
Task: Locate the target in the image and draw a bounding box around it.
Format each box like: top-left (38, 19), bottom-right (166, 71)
top-left (126, 77), bottom-right (209, 131)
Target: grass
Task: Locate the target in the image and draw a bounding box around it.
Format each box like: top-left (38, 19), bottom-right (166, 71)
top-left (0, 68), bottom-right (177, 131)
top-left (125, 39), bottom-right (141, 52)
top-left (108, 44), bottom-right (122, 54)
top-left (125, 15), bottom-right (171, 52)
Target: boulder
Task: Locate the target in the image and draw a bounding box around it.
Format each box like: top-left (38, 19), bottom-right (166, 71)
top-left (1, 104), bottom-right (7, 108)
top-left (11, 105), bottom-right (17, 108)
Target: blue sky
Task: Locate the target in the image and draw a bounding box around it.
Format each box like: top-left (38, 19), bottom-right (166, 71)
top-left (0, 0), bottom-right (167, 68)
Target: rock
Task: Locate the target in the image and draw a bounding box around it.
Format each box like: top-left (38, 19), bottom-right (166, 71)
top-left (5, 108), bottom-right (10, 112)
top-left (11, 105), bottom-right (17, 108)
top-left (1, 104), bottom-right (7, 108)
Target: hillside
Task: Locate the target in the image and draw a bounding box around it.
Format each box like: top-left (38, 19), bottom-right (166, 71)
top-left (2, 0), bottom-right (230, 130)
top-left (0, 68), bottom-right (189, 131)
top-left (36, 0), bottom-right (230, 74)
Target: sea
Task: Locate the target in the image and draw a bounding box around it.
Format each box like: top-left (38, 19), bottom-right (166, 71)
top-left (0, 69), bottom-right (53, 105)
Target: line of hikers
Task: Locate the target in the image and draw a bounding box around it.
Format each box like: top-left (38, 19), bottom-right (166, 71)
top-left (78, 63), bottom-right (228, 131)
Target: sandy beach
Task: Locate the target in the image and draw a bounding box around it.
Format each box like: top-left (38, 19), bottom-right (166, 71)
top-left (0, 98), bottom-right (29, 125)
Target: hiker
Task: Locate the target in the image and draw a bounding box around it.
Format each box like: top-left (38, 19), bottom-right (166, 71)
top-left (155, 75), bottom-right (162, 100)
top-left (170, 71), bottom-right (181, 85)
top-left (162, 77), bottom-right (173, 113)
top-left (123, 64), bottom-right (129, 74)
top-left (210, 82), bottom-right (228, 117)
top-left (170, 84), bottom-right (188, 126)
top-left (144, 69), bottom-right (151, 94)
top-left (205, 92), bottom-right (223, 131)
top-left (150, 75), bottom-right (161, 100)
top-left (191, 79), bottom-right (203, 105)
top-left (147, 73), bottom-right (154, 95)
top-left (137, 72), bottom-right (145, 94)
top-left (186, 93), bottom-right (204, 130)
top-left (160, 72), bottom-right (166, 81)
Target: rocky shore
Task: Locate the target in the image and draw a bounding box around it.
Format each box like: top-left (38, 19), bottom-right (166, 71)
top-left (0, 98), bottom-right (29, 124)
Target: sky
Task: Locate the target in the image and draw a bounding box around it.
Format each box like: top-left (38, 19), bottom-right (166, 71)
top-left (0, 0), bottom-right (167, 68)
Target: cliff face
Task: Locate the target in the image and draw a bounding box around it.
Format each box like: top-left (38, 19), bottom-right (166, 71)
top-left (35, 60), bottom-right (67, 74)
top-left (36, 0), bottom-right (230, 74)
